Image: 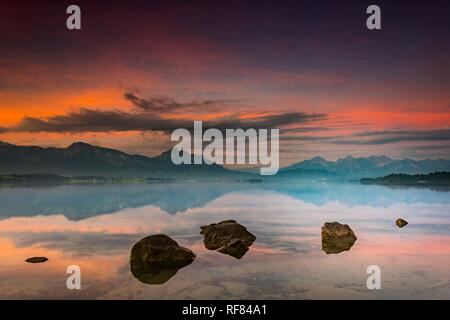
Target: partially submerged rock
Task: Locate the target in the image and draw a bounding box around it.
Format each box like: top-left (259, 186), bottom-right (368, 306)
top-left (200, 220), bottom-right (256, 259)
top-left (129, 234), bottom-right (196, 285)
top-left (396, 218), bottom-right (408, 228)
top-left (321, 222), bottom-right (357, 254)
top-left (130, 234), bottom-right (196, 263)
top-left (25, 257), bottom-right (48, 263)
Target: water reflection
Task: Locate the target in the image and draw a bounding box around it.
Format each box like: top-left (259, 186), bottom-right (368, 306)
top-left (0, 182), bottom-right (449, 221)
top-left (0, 182), bottom-right (448, 299)
top-left (321, 238), bottom-right (356, 254)
top-left (130, 260), bottom-right (195, 285)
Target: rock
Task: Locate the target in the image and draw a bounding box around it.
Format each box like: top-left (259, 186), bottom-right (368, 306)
top-left (130, 234), bottom-right (196, 263)
top-left (396, 218), bottom-right (408, 228)
top-left (25, 257), bottom-right (48, 263)
top-left (200, 220), bottom-right (256, 259)
top-left (321, 222), bottom-right (357, 241)
top-left (129, 234), bottom-right (196, 285)
top-left (217, 238), bottom-right (250, 258)
top-left (321, 222), bottom-right (357, 254)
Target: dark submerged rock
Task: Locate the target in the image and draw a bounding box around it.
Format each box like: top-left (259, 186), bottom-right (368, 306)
top-left (396, 218), bottom-right (408, 228)
top-left (130, 234), bottom-right (196, 263)
top-left (129, 234), bottom-right (196, 284)
top-left (321, 222), bottom-right (357, 254)
top-left (25, 257), bottom-right (48, 263)
top-left (200, 220), bottom-right (256, 259)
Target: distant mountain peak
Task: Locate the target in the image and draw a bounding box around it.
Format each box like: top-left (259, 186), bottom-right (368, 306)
top-left (157, 147), bottom-right (213, 164)
top-left (66, 142), bottom-right (127, 156)
top-left (156, 148), bottom-right (172, 159)
top-left (306, 156), bottom-right (331, 166)
top-left (368, 155), bottom-right (391, 160)
top-left (68, 141), bottom-right (95, 149)
top-left (0, 141), bottom-right (18, 147)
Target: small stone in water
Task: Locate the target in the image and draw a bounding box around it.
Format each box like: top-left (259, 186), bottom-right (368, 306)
top-left (396, 218), bottom-right (408, 228)
top-left (25, 257), bottom-right (48, 263)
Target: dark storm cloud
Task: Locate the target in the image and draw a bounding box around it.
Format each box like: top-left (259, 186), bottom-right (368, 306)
top-left (124, 92), bottom-right (237, 112)
top-left (351, 130), bottom-right (450, 144)
top-left (338, 129), bottom-right (450, 145)
top-left (211, 112), bottom-right (326, 130)
top-left (402, 144), bottom-right (450, 151)
top-left (281, 129), bottom-right (450, 145)
top-left (2, 108), bottom-right (326, 133)
top-left (8, 110), bottom-right (191, 133)
top-left (281, 135), bottom-right (337, 141)
top-left (281, 127), bottom-right (332, 133)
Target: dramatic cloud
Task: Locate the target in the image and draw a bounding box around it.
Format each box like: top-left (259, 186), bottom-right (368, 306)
top-left (1, 107), bottom-right (326, 133)
top-left (124, 92), bottom-right (238, 113)
top-left (281, 129), bottom-right (450, 145)
top-left (351, 130), bottom-right (450, 144)
top-left (6, 110), bottom-right (191, 133)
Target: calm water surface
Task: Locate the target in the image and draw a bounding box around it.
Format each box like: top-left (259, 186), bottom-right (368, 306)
top-left (0, 181), bottom-right (448, 299)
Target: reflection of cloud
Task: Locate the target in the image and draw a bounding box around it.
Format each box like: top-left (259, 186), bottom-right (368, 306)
top-left (0, 188), bottom-right (449, 299)
top-left (0, 207), bottom-right (186, 234)
top-left (1, 189), bottom-right (449, 257)
top-left (1, 183), bottom-right (449, 224)
top-left (9, 232), bottom-right (138, 257)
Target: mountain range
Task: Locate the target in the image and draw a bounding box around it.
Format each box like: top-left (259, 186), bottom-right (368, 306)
top-left (1, 141), bottom-right (449, 178)
top-left (282, 155), bottom-right (450, 178)
top-left (0, 141), bottom-right (239, 179)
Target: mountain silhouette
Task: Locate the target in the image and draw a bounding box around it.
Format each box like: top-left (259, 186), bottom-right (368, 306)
top-left (282, 155), bottom-right (450, 177)
top-left (1, 141), bottom-right (449, 178)
top-left (0, 141), bottom-right (243, 179)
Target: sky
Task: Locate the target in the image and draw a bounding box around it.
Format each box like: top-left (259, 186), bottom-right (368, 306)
top-left (0, 0), bottom-right (449, 165)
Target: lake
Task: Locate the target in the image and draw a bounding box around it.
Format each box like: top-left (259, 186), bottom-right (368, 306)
top-left (0, 181), bottom-right (449, 299)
